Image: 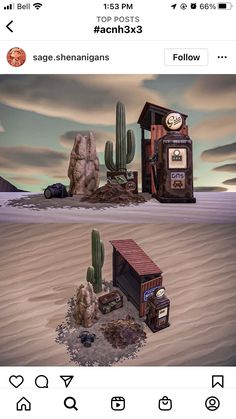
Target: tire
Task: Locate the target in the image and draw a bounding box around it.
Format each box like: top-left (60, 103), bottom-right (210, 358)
top-left (44, 188), bottom-right (53, 199)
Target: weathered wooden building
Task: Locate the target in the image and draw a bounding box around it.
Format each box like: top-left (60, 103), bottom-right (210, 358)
top-left (137, 102), bottom-right (188, 194)
top-left (110, 239), bottom-right (163, 316)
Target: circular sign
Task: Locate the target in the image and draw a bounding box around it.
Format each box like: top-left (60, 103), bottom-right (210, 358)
top-left (163, 112), bottom-right (183, 131)
top-left (126, 181), bottom-right (136, 192)
top-left (173, 149), bottom-right (180, 156)
top-left (155, 287), bottom-right (165, 298)
top-left (7, 47), bottom-right (26, 67)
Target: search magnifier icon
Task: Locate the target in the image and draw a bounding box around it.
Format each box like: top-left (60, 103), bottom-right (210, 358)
top-left (64, 397), bottom-right (78, 411)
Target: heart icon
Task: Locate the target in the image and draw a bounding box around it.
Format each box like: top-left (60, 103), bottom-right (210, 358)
top-left (9, 375), bottom-right (24, 388)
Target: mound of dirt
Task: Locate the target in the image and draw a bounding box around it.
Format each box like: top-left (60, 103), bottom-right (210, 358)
top-left (100, 315), bottom-right (147, 349)
top-left (84, 183), bottom-right (146, 205)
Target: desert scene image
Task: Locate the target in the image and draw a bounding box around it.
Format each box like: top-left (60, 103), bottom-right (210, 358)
top-left (1, 75), bottom-right (236, 367)
top-left (1, 222), bottom-right (236, 367)
top-left (0, 75), bottom-right (236, 223)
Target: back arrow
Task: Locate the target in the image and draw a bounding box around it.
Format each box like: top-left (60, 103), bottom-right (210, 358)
top-left (6, 20), bottom-right (13, 32)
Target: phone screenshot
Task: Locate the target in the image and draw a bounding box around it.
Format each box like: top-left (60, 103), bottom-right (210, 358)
top-left (0, 1), bottom-right (235, 417)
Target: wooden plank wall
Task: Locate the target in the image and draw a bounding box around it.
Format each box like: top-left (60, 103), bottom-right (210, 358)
top-left (140, 276), bottom-right (163, 317)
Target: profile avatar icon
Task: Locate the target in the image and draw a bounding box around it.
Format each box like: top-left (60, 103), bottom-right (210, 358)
top-left (205, 396), bottom-right (220, 411)
top-left (7, 47), bottom-right (26, 67)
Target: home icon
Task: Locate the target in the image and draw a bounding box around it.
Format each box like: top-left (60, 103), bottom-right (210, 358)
top-left (16, 397), bottom-right (31, 411)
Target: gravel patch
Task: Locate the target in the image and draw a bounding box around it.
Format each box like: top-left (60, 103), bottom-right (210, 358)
top-left (56, 284), bottom-right (147, 366)
top-left (6, 193), bottom-right (151, 211)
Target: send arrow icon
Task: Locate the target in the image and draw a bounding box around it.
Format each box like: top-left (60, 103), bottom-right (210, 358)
top-left (60, 375), bottom-right (74, 388)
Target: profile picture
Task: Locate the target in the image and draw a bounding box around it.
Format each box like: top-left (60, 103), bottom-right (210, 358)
top-left (7, 47), bottom-right (26, 67)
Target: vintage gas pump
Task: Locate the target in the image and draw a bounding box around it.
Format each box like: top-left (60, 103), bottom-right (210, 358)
top-left (153, 112), bottom-right (196, 203)
top-left (146, 286), bottom-right (170, 332)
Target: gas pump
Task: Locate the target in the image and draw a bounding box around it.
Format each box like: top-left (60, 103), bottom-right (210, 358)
top-left (146, 286), bottom-right (170, 333)
top-left (154, 112), bottom-right (196, 203)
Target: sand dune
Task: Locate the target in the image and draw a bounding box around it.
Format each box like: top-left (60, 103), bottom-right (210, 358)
top-left (0, 223), bottom-right (236, 366)
top-left (0, 192), bottom-right (236, 223)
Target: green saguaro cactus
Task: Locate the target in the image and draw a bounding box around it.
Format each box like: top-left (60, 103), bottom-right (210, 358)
top-left (86, 229), bottom-right (104, 293)
top-left (105, 101), bottom-right (135, 172)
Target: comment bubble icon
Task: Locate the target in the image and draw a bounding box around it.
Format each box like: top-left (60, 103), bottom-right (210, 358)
top-left (35, 375), bottom-right (49, 388)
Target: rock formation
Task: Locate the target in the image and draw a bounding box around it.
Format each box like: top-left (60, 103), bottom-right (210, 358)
top-left (74, 283), bottom-right (100, 328)
top-left (0, 176), bottom-right (27, 192)
top-left (68, 132), bottom-right (99, 196)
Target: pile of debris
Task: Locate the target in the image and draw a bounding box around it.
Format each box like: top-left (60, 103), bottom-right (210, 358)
top-left (100, 315), bottom-right (146, 349)
top-left (84, 183), bottom-right (146, 205)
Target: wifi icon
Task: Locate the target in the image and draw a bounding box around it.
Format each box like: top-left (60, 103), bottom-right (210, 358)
top-left (33, 2), bottom-right (42, 9)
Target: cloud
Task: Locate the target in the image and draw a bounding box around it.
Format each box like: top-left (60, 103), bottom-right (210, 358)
top-left (192, 115), bottom-right (236, 140)
top-left (0, 75), bottom-right (165, 125)
top-left (213, 163), bottom-right (236, 173)
top-left (194, 186), bottom-right (228, 192)
top-left (0, 145), bottom-right (111, 190)
top-left (222, 178), bottom-right (236, 185)
top-left (201, 142), bottom-right (236, 162)
top-left (52, 175), bottom-right (69, 180)
top-left (8, 177), bottom-right (42, 185)
top-left (0, 145), bottom-right (68, 175)
top-left (60, 130), bottom-right (115, 152)
top-left (0, 120), bottom-right (5, 132)
top-left (184, 75), bottom-right (236, 110)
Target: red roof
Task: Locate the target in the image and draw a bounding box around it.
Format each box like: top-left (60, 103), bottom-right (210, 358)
top-left (110, 239), bottom-right (162, 276)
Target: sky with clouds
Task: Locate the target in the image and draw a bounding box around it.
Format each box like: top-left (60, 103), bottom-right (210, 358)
top-left (0, 74), bottom-right (236, 192)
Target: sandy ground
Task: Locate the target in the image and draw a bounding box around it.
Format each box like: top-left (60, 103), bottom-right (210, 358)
top-left (1, 223), bottom-right (236, 366)
top-left (0, 192), bottom-right (236, 222)
top-left (56, 290), bottom-right (147, 366)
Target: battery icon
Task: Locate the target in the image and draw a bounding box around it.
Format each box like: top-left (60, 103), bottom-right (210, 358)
top-left (218, 2), bottom-right (233, 8)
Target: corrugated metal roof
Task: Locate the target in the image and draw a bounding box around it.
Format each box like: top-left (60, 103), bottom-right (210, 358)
top-left (110, 239), bottom-right (162, 276)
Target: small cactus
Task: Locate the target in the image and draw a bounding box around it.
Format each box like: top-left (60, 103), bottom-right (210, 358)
top-left (105, 101), bottom-right (135, 172)
top-left (86, 266), bottom-right (95, 286)
top-left (86, 229), bottom-right (104, 293)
